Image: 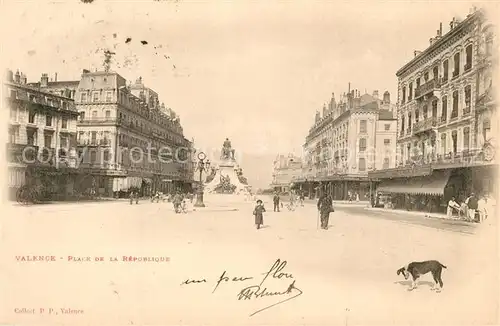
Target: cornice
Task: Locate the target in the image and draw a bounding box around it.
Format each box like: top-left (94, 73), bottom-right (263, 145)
top-left (396, 10), bottom-right (484, 78)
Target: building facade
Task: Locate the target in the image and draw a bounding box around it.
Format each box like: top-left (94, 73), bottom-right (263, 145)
top-left (295, 87), bottom-right (397, 200)
top-left (369, 8), bottom-right (497, 215)
top-left (29, 70), bottom-right (194, 197)
top-left (270, 153), bottom-right (303, 193)
top-left (4, 69), bottom-right (80, 200)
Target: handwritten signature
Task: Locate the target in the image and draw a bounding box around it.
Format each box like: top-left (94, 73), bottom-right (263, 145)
top-left (181, 258), bottom-right (303, 316)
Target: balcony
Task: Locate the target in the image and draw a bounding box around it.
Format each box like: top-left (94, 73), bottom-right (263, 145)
top-left (413, 117), bottom-right (437, 135)
top-left (463, 104), bottom-right (471, 116)
top-left (452, 70), bottom-right (459, 79)
top-left (78, 117), bottom-right (118, 125)
top-left (414, 79), bottom-right (440, 100)
top-left (464, 63), bottom-right (472, 73)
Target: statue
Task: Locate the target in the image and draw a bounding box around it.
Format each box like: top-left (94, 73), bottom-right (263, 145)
top-left (220, 138), bottom-right (235, 160)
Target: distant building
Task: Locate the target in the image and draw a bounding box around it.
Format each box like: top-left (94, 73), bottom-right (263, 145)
top-left (369, 7), bottom-right (497, 215)
top-left (4, 69), bottom-right (80, 199)
top-left (270, 153), bottom-right (303, 193)
top-left (295, 86), bottom-right (397, 200)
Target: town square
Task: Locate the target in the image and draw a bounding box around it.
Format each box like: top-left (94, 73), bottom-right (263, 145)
top-left (1, 0), bottom-right (498, 325)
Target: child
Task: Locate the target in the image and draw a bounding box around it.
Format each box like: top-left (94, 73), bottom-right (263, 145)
top-left (253, 199), bottom-right (266, 230)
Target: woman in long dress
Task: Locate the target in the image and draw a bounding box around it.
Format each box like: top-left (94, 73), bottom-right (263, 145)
top-left (253, 199), bottom-right (266, 229)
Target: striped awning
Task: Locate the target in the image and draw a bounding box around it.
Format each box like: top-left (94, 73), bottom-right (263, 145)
top-left (377, 170), bottom-right (451, 196)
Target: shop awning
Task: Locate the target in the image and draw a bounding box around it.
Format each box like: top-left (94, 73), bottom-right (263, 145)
top-left (377, 170), bottom-right (451, 196)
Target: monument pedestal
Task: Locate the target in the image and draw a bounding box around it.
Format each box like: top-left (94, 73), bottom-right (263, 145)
top-left (204, 159), bottom-right (249, 195)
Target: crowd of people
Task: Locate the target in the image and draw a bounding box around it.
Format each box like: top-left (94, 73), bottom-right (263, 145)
top-left (447, 192), bottom-right (495, 222)
top-left (128, 190), bottom-right (195, 214)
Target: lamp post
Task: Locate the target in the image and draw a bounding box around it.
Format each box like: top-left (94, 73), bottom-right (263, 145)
top-left (193, 152), bottom-right (210, 207)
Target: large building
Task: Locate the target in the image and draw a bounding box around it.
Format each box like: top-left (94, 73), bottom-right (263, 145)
top-left (295, 87), bottom-right (397, 200)
top-left (368, 8), bottom-right (497, 214)
top-left (4, 69), bottom-right (80, 199)
top-left (29, 70), bottom-right (194, 197)
top-left (270, 153), bottom-right (303, 193)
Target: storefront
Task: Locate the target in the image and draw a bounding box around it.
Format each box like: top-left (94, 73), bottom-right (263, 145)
top-left (375, 170), bottom-right (451, 213)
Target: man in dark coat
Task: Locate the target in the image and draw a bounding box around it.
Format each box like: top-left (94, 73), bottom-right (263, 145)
top-left (253, 199), bottom-right (266, 229)
top-left (273, 192), bottom-right (280, 212)
top-left (317, 192), bottom-right (334, 229)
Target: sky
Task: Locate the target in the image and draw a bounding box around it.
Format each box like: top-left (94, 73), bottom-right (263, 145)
top-left (0, 0), bottom-right (497, 188)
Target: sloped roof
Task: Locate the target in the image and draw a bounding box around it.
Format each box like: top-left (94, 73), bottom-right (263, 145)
top-left (359, 93), bottom-right (378, 106)
top-left (378, 109), bottom-right (395, 120)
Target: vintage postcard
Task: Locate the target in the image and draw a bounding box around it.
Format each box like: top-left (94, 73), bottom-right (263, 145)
top-left (0, 0), bottom-right (499, 325)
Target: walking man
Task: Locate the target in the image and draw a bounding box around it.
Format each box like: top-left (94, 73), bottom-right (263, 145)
top-left (273, 192), bottom-right (280, 212)
top-left (465, 193), bottom-right (478, 222)
top-left (317, 192), bottom-right (334, 230)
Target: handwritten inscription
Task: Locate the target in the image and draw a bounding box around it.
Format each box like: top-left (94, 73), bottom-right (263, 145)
top-left (182, 259), bottom-right (303, 316)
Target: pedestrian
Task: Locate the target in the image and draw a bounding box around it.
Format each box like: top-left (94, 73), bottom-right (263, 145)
top-left (253, 199), bottom-right (266, 229)
top-left (273, 192), bottom-right (280, 212)
top-left (129, 191), bottom-right (134, 205)
top-left (465, 193), bottom-right (478, 222)
top-left (477, 194), bottom-right (488, 222)
top-left (173, 192), bottom-right (182, 213)
top-left (317, 192), bottom-right (334, 230)
top-left (299, 191), bottom-right (305, 206)
top-left (447, 197), bottom-right (460, 218)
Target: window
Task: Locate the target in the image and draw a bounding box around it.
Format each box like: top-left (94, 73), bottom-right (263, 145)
top-left (103, 150), bottom-right (110, 162)
top-left (106, 91), bottom-right (112, 102)
top-left (423, 105), bottom-right (428, 119)
top-left (46, 114), bottom-right (52, 127)
top-left (463, 127), bottom-right (470, 150)
top-left (401, 116), bottom-right (405, 133)
top-left (424, 71), bottom-right (429, 82)
top-left (383, 157), bottom-right (390, 169)
top-left (62, 101), bottom-right (68, 110)
top-left (415, 109), bottom-right (419, 122)
top-left (432, 66), bottom-right (439, 81)
top-left (78, 131), bottom-right (84, 140)
top-left (79, 111), bottom-right (85, 121)
top-left (44, 134), bottom-right (52, 148)
top-left (10, 107), bottom-right (16, 120)
top-left (453, 52), bottom-right (460, 77)
top-left (483, 119), bottom-right (491, 141)
top-left (465, 45), bottom-right (472, 71)
top-left (416, 78), bottom-right (421, 88)
top-left (61, 117), bottom-right (68, 129)
top-left (92, 111), bottom-right (97, 119)
top-left (91, 131), bottom-right (97, 144)
top-left (104, 131), bottom-right (110, 143)
top-left (359, 138), bottom-right (367, 152)
top-left (452, 130), bottom-right (458, 153)
top-left (105, 110), bottom-right (111, 118)
top-left (452, 91), bottom-right (459, 118)
top-left (359, 120), bottom-right (367, 133)
top-left (408, 82), bottom-right (413, 101)
top-left (464, 85), bottom-right (471, 113)
top-left (384, 123), bottom-right (390, 131)
top-left (92, 92), bottom-right (99, 102)
top-left (402, 87), bottom-right (406, 103)
top-left (10, 89), bottom-right (17, 98)
top-left (60, 135), bottom-right (68, 148)
top-left (441, 96), bottom-right (448, 121)
top-left (27, 130), bottom-right (36, 146)
top-left (432, 100), bottom-right (438, 118)
top-left (408, 113), bottom-right (412, 131)
top-left (358, 158), bottom-right (366, 171)
top-left (80, 93), bottom-right (87, 102)
top-left (90, 151), bottom-right (97, 164)
top-left (443, 60), bottom-right (449, 81)
top-left (384, 139), bottom-right (391, 146)
top-left (441, 134), bottom-right (446, 154)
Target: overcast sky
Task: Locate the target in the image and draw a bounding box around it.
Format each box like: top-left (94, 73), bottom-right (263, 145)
top-left (1, 0), bottom-right (497, 187)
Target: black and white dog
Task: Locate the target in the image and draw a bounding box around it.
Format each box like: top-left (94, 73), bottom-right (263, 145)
top-left (397, 260), bottom-right (447, 291)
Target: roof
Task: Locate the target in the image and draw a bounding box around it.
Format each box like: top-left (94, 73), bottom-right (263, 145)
top-left (378, 109), bottom-right (395, 120)
top-left (359, 93), bottom-right (378, 106)
top-left (361, 101), bottom-right (379, 111)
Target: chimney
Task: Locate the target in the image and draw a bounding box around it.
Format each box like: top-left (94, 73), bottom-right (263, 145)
top-left (439, 22), bottom-right (443, 36)
top-left (21, 73), bottom-right (27, 85)
top-left (5, 69), bottom-right (13, 82)
top-left (430, 37), bottom-right (434, 45)
top-left (348, 82), bottom-right (351, 94)
top-left (414, 50), bottom-right (422, 57)
top-left (54, 73), bottom-right (58, 82)
top-left (41, 73), bottom-right (49, 87)
top-left (14, 70), bottom-right (20, 83)
top-left (372, 90), bottom-right (379, 99)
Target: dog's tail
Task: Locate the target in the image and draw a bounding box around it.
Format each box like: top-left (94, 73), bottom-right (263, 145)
top-left (440, 263), bottom-right (447, 269)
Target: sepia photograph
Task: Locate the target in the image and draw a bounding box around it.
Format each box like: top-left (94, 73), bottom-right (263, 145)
top-left (0, 0), bottom-right (498, 325)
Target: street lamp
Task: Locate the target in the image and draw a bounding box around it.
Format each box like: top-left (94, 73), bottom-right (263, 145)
top-left (193, 151), bottom-right (211, 207)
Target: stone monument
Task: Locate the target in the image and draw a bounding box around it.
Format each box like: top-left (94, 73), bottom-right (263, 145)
top-left (204, 138), bottom-right (251, 194)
